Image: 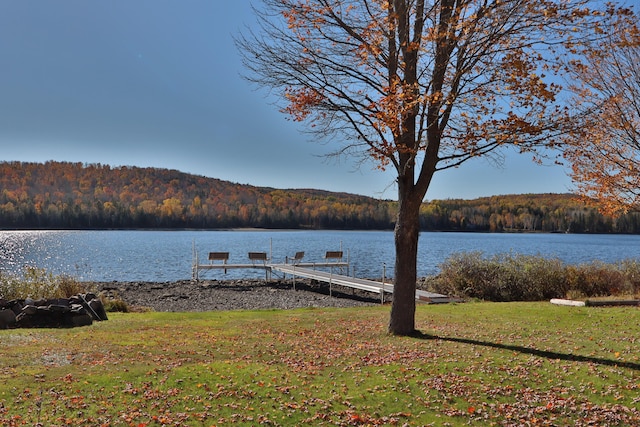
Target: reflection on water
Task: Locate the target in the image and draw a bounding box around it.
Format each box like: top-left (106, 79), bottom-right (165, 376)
top-left (1, 230), bottom-right (640, 282)
top-left (0, 230), bottom-right (68, 272)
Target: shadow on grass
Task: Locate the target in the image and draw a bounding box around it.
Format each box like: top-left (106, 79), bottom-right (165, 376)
top-left (412, 331), bottom-right (640, 371)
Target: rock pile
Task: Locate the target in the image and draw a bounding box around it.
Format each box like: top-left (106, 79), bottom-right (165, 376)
top-left (0, 293), bottom-right (108, 329)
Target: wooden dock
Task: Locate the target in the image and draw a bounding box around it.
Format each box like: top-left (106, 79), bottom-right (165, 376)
top-left (192, 249), bottom-right (457, 304)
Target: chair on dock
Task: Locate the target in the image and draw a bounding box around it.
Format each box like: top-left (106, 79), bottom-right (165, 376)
top-left (248, 252), bottom-right (268, 266)
top-left (208, 252), bottom-right (230, 274)
top-left (324, 251), bottom-right (343, 262)
top-left (287, 251), bottom-right (305, 265)
top-left (208, 252), bottom-right (229, 263)
top-left (248, 252), bottom-right (270, 280)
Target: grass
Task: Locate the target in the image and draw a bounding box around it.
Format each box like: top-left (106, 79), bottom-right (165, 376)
top-left (1, 303), bottom-right (639, 426)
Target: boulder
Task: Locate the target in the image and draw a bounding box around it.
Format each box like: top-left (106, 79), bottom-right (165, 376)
top-left (9, 300), bottom-right (24, 315)
top-left (88, 298), bottom-right (108, 321)
top-left (69, 313), bottom-right (93, 327)
top-left (0, 308), bottom-right (16, 329)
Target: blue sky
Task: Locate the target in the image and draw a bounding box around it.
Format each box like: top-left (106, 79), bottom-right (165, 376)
top-left (0, 0), bottom-right (574, 201)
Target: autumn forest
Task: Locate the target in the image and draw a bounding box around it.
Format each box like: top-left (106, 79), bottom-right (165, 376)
top-left (1, 161), bottom-right (639, 233)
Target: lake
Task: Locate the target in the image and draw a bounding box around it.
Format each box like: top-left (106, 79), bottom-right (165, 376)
top-left (1, 230), bottom-right (640, 282)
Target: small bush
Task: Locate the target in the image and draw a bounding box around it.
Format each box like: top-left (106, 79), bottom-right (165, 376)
top-left (0, 267), bottom-right (87, 300)
top-left (616, 259), bottom-right (640, 296)
top-left (423, 252), bottom-right (639, 302)
top-left (570, 261), bottom-right (624, 298)
top-left (57, 274), bottom-right (88, 297)
top-left (100, 292), bottom-right (130, 313)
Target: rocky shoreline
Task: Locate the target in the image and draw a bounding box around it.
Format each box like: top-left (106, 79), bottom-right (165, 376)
top-left (91, 279), bottom-right (383, 312)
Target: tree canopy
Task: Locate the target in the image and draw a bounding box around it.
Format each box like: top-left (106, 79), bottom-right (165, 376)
top-left (564, 9), bottom-right (640, 215)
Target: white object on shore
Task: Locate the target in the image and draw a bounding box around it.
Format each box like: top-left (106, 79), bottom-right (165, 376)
top-left (550, 298), bottom-right (586, 307)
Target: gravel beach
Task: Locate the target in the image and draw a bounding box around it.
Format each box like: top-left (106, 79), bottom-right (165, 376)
top-left (92, 279), bottom-right (382, 312)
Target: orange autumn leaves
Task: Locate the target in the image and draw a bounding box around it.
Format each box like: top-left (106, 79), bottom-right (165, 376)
top-left (563, 14), bottom-right (640, 216)
top-left (283, 87), bottom-right (325, 122)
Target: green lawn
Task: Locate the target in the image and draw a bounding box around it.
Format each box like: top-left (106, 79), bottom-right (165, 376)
top-left (1, 302), bottom-right (639, 426)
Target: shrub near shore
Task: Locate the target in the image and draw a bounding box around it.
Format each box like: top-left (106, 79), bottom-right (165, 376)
top-left (0, 268), bottom-right (130, 313)
top-left (423, 252), bottom-right (640, 302)
top-left (0, 267), bottom-right (86, 301)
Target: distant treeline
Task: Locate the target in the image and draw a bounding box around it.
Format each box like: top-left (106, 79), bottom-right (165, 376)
top-left (420, 193), bottom-right (640, 233)
top-left (1, 161), bottom-right (639, 233)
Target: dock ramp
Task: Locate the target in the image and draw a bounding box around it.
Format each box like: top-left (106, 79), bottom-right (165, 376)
top-left (270, 264), bottom-right (452, 303)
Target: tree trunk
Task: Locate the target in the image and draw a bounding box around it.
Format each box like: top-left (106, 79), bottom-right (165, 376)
top-left (388, 180), bottom-right (421, 336)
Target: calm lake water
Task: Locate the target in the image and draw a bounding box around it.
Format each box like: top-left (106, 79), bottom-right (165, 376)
top-left (1, 230), bottom-right (640, 282)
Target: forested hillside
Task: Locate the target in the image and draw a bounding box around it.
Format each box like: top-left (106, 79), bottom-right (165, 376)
top-left (0, 161), bottom-right (393, 229)
top-left (1, 161), bottom-right (639, 232)
top-left (421, 193), bottom-right (640, 233)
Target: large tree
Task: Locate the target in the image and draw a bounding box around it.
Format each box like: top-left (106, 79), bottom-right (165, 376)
top-left (564, 11), bottom-right (640, 216)
top-left (237, 0), bottom-right (633, 335)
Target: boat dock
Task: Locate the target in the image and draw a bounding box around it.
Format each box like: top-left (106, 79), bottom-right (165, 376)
top-left (192, 249), bottom-right (454, 304)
